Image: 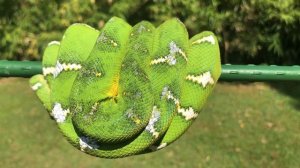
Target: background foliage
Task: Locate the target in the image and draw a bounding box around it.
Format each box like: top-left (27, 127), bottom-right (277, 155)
top-left (0, 0), bottom-right (299, 64)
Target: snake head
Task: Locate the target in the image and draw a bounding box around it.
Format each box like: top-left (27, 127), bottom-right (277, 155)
top-left (29, 17), bottom-right (221, 158)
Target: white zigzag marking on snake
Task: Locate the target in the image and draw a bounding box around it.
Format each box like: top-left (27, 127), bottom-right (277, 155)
top-left (79, 136), bottom-right (99, 151)
top-left (161, 86), bottom-right (198, 120)
top-left (51, 103), bottom-right (70, 123)
top-left (161, 86), bottom-right (179, 105)
top-left (150, 142), bottom-right (168, 151)
top-left (186, 71), bottom-right (214, 88)
top-left (43, 61), bottom-right (82, 77)
top-left (156, 143), bottom-right (167, 150)
top-left (145, 106), bottom-right (160, 138)
top-left (150, 41), bottom-right (187, 65)
top-left (31, 82), bottom-right (42, 91)
top-left (192, 35), bottom-right (215, 45)
top-left (48, 41), bottom-right (60, 46)
top-left (178, 107), bottom-right (198, 120)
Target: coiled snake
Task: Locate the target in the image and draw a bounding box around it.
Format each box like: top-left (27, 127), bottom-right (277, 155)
top-left (29, 17), bottom-right (221, 158)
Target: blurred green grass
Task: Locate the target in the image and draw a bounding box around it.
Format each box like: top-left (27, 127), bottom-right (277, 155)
top-left (0, 78), bottom-right (299, 168)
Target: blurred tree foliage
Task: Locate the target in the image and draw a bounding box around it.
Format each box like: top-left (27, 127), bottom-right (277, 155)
top-left (0, 0), bottom-right (299, 64)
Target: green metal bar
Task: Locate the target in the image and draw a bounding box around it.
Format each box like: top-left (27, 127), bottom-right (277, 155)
top-left (0, 60), bottom-right (42, 78)
top-left (0, 60), bottom-right (300, 81)
top-left (221, 64), bottom-right (300, 81)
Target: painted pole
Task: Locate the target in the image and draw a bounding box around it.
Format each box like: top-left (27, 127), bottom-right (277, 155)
top-left (0, 60), bottom-right (300, 81)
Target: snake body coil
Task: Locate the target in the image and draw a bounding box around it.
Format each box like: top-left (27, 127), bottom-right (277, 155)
top-left (29, 17), bottom-right (221, 158)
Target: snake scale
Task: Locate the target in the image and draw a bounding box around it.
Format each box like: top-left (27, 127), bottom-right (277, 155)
top-left (29, 17), bottom-right (221, 158)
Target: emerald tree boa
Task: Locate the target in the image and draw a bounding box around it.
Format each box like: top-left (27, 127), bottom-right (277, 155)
top-left (29, 17), bottom-right (221, 158)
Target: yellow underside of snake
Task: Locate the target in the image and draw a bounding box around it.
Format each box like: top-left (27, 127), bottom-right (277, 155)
top-left (29, 17), bottom-right (221, 158)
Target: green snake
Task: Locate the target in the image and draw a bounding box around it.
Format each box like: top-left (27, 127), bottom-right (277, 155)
top-left (29, 17), bottom-right (221, 158)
